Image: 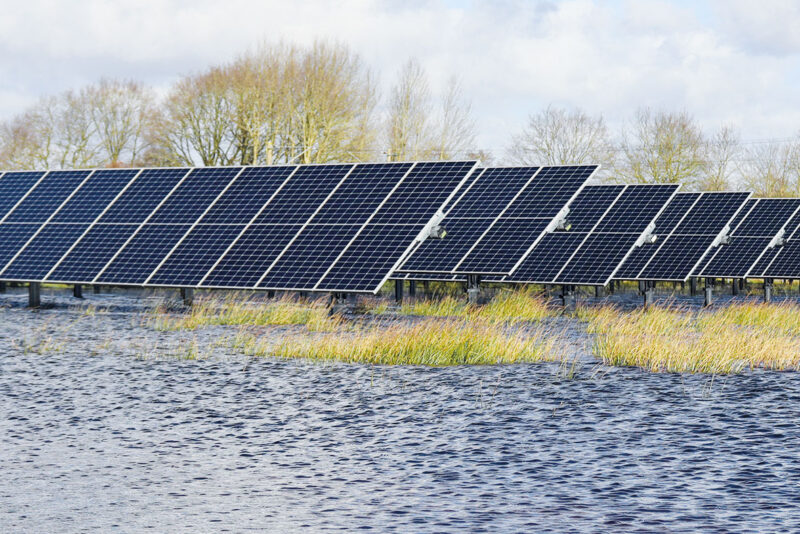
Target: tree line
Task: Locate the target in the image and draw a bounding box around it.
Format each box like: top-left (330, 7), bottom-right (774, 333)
top-left (1, 39), bottom-right (798, 196)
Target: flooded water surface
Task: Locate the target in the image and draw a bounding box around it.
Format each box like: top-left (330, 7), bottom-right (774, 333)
top-left (2, 288), bottom-right (800, 532)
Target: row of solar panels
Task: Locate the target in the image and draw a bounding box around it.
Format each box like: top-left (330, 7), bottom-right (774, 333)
top-left (0, 162), bottom-right (797, 294)
top-left (394, 166), bottom-right (800, 285)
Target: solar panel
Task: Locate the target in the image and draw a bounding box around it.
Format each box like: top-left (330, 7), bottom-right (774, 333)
top-left (3, 170), bottom-right (92, 223)
top-left (613, 193), bottom-right (700, 279)
top-left (506, 184), bottom-right (679, 286)
top-left (454, 166), bottom-right (597, 274)
top-left (97, 168), bottom-right (191, 223)
top-left (46, 224), bottom-right (141, 283)
top-left (200, 224), bottom-right (303, 288)
top-left (397, 165), bottom-right (597, 276)
top-left (698, 198), bottom-right (800, 278)
top-left (0, 223), bottom-right (90, 281)
top-left (2, 161), bottom-right (477, 293)
top-left (399, 167), bottom-right (538, 273)
top-left (747, 204), bottom-right (800, 279)
top-left (621, 192), bottom-right (750, 282)
top-left (0, 171), bottom-right (47, 219)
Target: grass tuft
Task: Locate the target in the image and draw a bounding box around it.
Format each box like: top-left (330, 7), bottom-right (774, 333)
top-left (235, 319), bottom-right (566, 366)
top-left (148, 293), bottom-right (341, 331)
top-left (589, 305), bottom-right (800, 373)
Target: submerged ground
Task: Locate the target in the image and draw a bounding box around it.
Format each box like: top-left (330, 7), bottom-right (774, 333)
top-left (2, 286), bottom-right (800, 531)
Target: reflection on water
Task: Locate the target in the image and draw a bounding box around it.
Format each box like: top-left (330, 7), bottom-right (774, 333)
top-left (1, 288), bottom-right (800, 531)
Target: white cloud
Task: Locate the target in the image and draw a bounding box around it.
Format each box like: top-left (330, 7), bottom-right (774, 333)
top-left (0, 0), bottom-right (798, 155)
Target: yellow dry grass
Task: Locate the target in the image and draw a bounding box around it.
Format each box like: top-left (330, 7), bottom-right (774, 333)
top-left (236, 319), bottom-right (566, 366)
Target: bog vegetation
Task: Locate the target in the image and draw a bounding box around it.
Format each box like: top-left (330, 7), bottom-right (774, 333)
top-left (134, 286), bottom-right (800, 373)
top-left (1, 39), bottom-right (799, 195)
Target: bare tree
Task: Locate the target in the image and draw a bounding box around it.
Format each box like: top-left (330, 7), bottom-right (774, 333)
top-left (697, 125), bottom-right (740, 191)
top-left (289, 41), bottom-right (378, 164)
top-left (617, 108), bottom-right (706, 186)
top-left (152, 67), bottom-right (240, 166)
top-left (385, 59), bottom-right (476, 161)
top-left (507, 106), bottom-right (615, 172)
top-left (385, 59), bottom-right (433, 161)
top-left (431, 77), bottom-right (475, 160)
top-left (84, 79), bottom-right (156, 166)
top-left (738, 138), bottom-right (800, 197)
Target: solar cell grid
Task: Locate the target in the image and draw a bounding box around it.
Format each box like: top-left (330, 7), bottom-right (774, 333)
top-left (398, 218), bottom-right (495, 272)
top-left (0, 223), bottom-right (90, 280)
top-left (253, 164), bottom-right (354, 224)
top-left (46, 224), bottom-right (140, 283)
top-left (0, 224), bottom-right (41, 267)
top-left (96, 224), bottom-right (192, 284)
top-left (455, 218), bottom-right (551, 274)
top-left (0, 171), bottom-right (47, 219)
top-left (501, 166), bottom-right (597, 219)
top-left (559, 185), bottom-right (624, 231)
top-left (98, 168), bottom-right (191, 223)
top-left (312, 162), bottom-right (412, 225)
top-left (673, 193), bottom-right (749, 235)
top-left (507, 184), bottom-right (678, 285)
top-left (200, 224), bottom-right (304, 288)
top-left (316, 223), bottom-right (427, 291)
top-left (593, 185), bottom-right (679, 233)
top-left (50, 169), bottom-right (140, 223)
top-left (148, 166), bottom-right (243, 224)
top-left (199, 165), bottom-right (296, 224)
top-left (700, 237), bottom-right (773, 278)
top-left (555, 233), bottom-right (642, 285)
top-left (4, 170), bottom-right (92, 223)
top-left (369, 161), bottom-right (477, 224)
top-left (734, 198), bottom-right (800, 237)
top-left (445, 167), bottom-right (538, 219)
top-left (147, 224), bottom-right (247, 286)
top-left (259, 224), bottom-right (363, 289)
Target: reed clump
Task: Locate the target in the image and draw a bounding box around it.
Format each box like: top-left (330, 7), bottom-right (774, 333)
top-left (149, 293), bottom-right (341, 331)
top-left (589, 305), bottom-right (800, 373)
top-left (696, 300), bottom-right (800, 336)
top-left (237, 319), bottom-right (565, 366)
top-left (472, 288), bottom-right (554, 324)
top-left (391, 288), bottom-right (554, 324)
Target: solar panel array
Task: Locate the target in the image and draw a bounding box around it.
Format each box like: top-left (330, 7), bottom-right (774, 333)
top-left (614, 192), bottom-right (751, 282)
top-left (4, 161), bottom-right (798, 296)
top-left (696, 198), bottom-right (800, 279)
top-left (398, 165), bottom-right (598, 275)
top-left (748, 202), bottom-right (800, 279)
top-left (497, 184), bottom-right (678, 285)
top-left (0, 162), bottom-right (478, 293)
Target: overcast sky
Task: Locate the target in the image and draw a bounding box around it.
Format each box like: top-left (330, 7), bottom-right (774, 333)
top-left (1, 0), bottom-right (799, 154)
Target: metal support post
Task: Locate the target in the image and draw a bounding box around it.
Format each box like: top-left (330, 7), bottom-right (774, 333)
top-left (408, 280), bottom-right (416, 298)
top-left (394, 279), bottom-right (403, 304)
top-left (703, 278), bottom-right (713, 307)
top-left (422, 280), bottom-right (430, 297)
top-left (467, 275), bottom-right (481, 305)
top-left (267, 290), bottom-right (275, 299)
top-left (0, 281), bottom-right (6, 293)
top-left (690, 277), bottom-right (698, 296)
top-left (28, 282), bottom-right (41, 308)
top-left (643, 281), bottom-right (654, 308)
top-left (607, 280), bottom-right (615, 295)
top-left (764, 278), bottom-right (773, 303)
top-left (731, 279), bottom-right (739, 296)
top-left (181, 287), bottom-right (194, 307)
top-left (594, 285), bottom-right (605, 298)
top-left (93, 285), bottom-right (101, 294)
top-left (560, 284), bottom-right (575, 310)
top-left (73, 284), bottom-right (83, 299)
